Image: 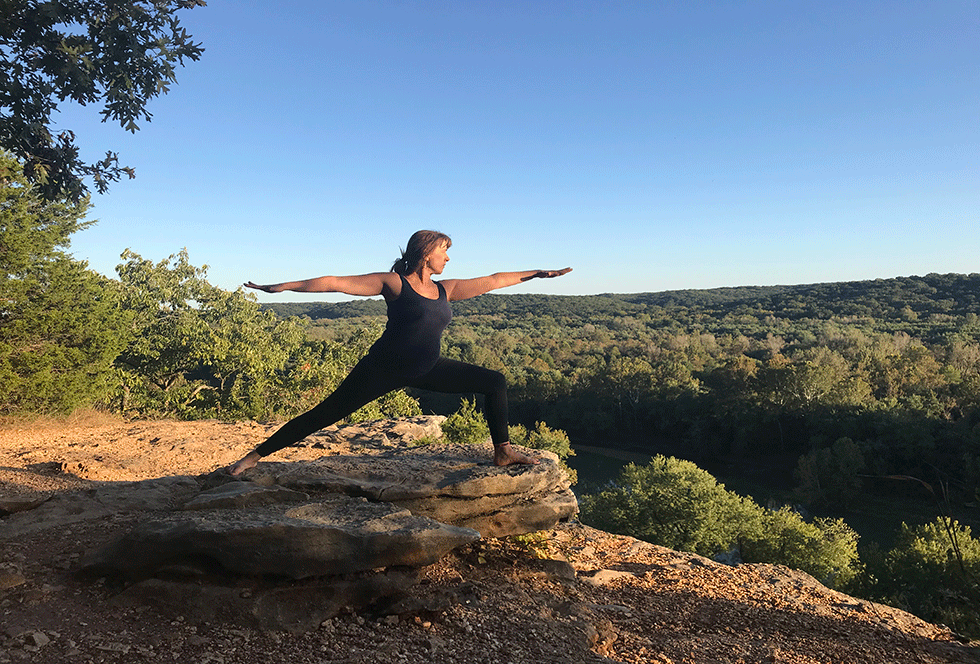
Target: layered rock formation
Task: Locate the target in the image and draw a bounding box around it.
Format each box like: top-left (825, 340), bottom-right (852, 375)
top-left (246, 442), bottom-right (579, 538)
top-left (71, 436), bottom-right (577, 630)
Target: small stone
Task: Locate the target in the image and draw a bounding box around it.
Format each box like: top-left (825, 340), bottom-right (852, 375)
top-left (582, 569), bottom-right (634, 586)
top-left (29, 632), bottom-right (50, 648)
top-left (424, 635), bottom-right (445, 651)
top-left (0, 573), bottom-right (26, 590)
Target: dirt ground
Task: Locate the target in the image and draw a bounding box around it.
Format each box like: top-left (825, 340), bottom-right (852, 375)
top-left (1, 415), bottom-right (977, 664)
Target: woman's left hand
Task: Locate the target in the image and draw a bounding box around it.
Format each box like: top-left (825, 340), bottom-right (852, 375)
top-left (522, 267), bottom-right (572, 281)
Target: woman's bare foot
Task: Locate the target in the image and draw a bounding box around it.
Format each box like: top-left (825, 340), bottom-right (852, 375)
top-left (227, 451), bottom-right (261, 476)
top-left (494, 442), bottom-right (539, 466)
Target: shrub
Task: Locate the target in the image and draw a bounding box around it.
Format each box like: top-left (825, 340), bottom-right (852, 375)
top-left (440, 398), bottom-right (490, 445)
top-left (863, 518), bottom-right (980, 638)
top-left (580, 456), bottom-right (764, 556)
top-left (508, 421), bottom-right (577, 483)
top-left (742, 509), bottom-right (862, 588)
top-left (580, 455), bottom-right (862, 589)
top-left (441, 403), bottom-right (577, 481)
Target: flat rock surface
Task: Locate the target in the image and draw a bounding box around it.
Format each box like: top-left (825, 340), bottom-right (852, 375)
top-left (181, 482), bottom-right (311, 510)
top-left (253, 442), bottom-right (569, 500)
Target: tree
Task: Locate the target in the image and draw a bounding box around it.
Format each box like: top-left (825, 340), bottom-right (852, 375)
top-left (0, 151), bottom-right (132, 413)
top-left (580, 456), bottom-right (763, 556)
top-left (580, 455), bottom-right (862, 588)
top-left (594, 356), bottom-right (657, 434)
top-left (741, 510), bottom-right (861, 588)
top-left (114, 248), bottom-right (302, 418)
top-left (0, 0), bottom-right (205, 200)
top-left (865, 518), bottom-right (980, 638)
top-left (112, 248), bottom-right (422, 421)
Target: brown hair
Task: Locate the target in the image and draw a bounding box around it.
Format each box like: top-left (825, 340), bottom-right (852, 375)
top-left (391, 230), bottom-right (452, 275)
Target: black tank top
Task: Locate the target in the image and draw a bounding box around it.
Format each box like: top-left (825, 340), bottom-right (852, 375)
top-left (367, 275), bottom-right (452, 376)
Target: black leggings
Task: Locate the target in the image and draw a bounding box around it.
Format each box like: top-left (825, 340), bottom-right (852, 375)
top-left (254, 356), bottom-right (509, 457)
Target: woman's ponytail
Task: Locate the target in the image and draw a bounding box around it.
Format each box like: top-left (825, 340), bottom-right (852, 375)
top-left (391, 256), bottom-right (410, 275)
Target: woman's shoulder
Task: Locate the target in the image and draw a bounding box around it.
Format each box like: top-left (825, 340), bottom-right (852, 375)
top-left (379, 272), bottom-right (404, 301)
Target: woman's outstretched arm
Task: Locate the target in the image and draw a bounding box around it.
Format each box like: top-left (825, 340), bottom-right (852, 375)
top-left (443, 267), bottom-right (572, 301)
top-left (244, 272), bottom-right (400, 297)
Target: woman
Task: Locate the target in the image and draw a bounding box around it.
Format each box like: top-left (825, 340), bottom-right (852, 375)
top-left (227, 230), bottom-right (571, 475)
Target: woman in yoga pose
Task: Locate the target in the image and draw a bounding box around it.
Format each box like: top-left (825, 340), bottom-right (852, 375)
top-left (227, 230), bottom-right (571, 475)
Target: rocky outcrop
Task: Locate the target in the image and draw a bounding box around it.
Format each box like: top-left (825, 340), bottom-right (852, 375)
top-left (69, 429), bottom-right (577, 631)
top-left (294, 415), bottom-right (446, 449)
top-left (82, 441), bottom-right (575, 578)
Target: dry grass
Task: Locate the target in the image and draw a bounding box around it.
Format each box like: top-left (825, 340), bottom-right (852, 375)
top-left (0, 408), bottom-right (126, 431)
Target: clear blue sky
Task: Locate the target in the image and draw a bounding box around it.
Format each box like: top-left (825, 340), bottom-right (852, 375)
top-left (59, 1), bottom-right (978, 302)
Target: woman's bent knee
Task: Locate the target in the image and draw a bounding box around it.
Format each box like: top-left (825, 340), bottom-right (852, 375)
top-left (487, 369), bottom-right (507, 394)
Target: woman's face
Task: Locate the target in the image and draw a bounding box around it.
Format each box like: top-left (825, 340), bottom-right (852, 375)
top-left (425, 241), bottom-right (450, 274)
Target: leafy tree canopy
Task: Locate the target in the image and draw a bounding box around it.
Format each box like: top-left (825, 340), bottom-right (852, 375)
top-left (0, 151), bottom-right (132, 413)
top-left (0, 0), bottom-right (205, 201)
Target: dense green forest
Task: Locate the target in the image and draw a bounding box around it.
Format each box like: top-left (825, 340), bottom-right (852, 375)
top-left (3, 150), bottom-right (977, 636)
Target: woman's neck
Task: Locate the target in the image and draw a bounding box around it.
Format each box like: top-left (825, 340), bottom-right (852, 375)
top-left (410, 267), bottom-right (435, 284)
